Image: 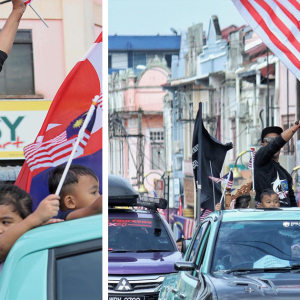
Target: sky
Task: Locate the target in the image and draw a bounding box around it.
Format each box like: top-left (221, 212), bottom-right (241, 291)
top-left (108, 0), bottom-right (247, 36)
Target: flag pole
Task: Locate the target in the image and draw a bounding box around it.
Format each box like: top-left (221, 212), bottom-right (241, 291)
top-left (220, 169), bottom-right (232, 205)
top-left (251, 151), bottom-right (255, 191)
top-left (55, 95), bottom-right (99, 195)
top-left (29, 4), bottom-right (49, 28)
top-left (209, 160), bottom-right (216, 210)
top-left (196, 102), bottom-right (202, 226)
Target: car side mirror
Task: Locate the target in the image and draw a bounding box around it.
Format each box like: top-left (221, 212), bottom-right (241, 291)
top-left (174, 261), bottom-right (195, 271)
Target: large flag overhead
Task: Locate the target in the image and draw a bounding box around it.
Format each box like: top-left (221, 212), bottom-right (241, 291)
top-left (192, 103), bottom-right (232, 212)
top-left (232, 0), bottom-right (300, 81)
top-left (15, 33), bottom-right (103, 210)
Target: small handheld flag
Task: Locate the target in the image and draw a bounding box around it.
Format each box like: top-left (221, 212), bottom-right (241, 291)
top-left (24, 0), bottom-right (49, 28)
top-left (248, 147), bottom-right (256, 190)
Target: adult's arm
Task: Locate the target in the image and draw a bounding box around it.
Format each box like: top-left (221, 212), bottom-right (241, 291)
top-left (0, 0), bottom-right (26, 55)
top-left (65, 195), bottom-right (102, 221)
top-left (254, 135), bottom-right (286, 167)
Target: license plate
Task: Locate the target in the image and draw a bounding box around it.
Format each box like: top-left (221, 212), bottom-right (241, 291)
top-left (108, 296), bottom-right (145, 300)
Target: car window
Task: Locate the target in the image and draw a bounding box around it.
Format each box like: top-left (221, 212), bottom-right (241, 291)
top-left (56, 250), bottom-right (102, 300)
top-left (108, 217), bottom-right (175, 252)
top-left (47, 239), bottom-right (102, 300)
top-left (186, 222), bottom-right (209, 262)
top-left (212, 221), bottom-right (300, 274)
top-left (192, 224), bottom-right (211, 277)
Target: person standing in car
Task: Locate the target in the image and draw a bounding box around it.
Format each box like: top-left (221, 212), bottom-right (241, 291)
top-left (254, 123), bottom-right (300, 207)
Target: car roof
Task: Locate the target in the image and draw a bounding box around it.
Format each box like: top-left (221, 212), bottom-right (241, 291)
top-left (7, 215), bottom-right (102, 260)
top-left (219, 208), bottom-right (300, 222)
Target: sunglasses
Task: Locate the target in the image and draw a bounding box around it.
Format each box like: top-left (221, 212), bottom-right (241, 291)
top-left (263, 137), bottom-right (276, 143)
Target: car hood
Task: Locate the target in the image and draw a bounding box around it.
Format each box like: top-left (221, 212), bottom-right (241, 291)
top-left (108, 251), bottom-right (182, 275)
top-left (211, 272), bottom-right (300, 299)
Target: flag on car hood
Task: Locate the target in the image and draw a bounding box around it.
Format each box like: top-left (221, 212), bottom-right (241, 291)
top-left (15, 32), bottom-right (103, 210)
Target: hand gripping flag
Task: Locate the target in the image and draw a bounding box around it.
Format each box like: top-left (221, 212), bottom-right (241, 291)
top-left (15, 32), bottom-right (103, 210)
top-left (232, 0), bottom-right (300, 81)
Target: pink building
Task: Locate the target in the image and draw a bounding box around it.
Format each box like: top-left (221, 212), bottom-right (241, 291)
top-left (109, 58), bottom-right (170, 192)
top-left (0, 0), bottom-right (102, 179)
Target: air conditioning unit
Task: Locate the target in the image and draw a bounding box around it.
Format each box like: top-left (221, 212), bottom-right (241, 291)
top-left (173, 141), bottom-right (182, 154)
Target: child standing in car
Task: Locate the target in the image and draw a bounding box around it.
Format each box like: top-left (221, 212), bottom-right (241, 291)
top-left (0, 185), bottom-right (60, 274)
top-left (48, 164), bottom-right (102, 220)
top-left (259, 189), bottom-right (280, 208)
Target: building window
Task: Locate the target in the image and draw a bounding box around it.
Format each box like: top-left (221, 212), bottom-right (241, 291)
top-left (150, 130), bottom-right (165, 169)
top-left (111, 53), bottom-right (128, 69)
top-left (164, 54), bottom-right (172, 68)
top-left (133, 53), bottom-right (146, 68)
top-left (0, 30), bottom-right (34, 95)
top-left (151, 146), bottom-right (165, 170)
top-left (108, 54), bottom-right (112, 69)
top-left (150, 131), bottom-right (164, 142)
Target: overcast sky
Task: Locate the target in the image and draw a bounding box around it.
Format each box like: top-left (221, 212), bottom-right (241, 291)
top-left (108, 0), bottom-right (247, 35)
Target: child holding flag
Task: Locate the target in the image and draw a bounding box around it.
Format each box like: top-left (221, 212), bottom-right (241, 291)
top-left (0, 0), bottom-right (26, 72)
top-left (48, 164), bottom-right (102, 220)
top-left (0, 185), bottom-right (61, 275)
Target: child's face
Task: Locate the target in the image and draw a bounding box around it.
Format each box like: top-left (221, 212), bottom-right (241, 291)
top-left (261, 194), bottom-right (280, 208)
top-left (67, 175), bottom-right (100, 209)
top-left (0, 205), bottom-right (23, 234)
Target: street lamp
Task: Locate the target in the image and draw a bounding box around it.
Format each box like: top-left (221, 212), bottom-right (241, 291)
top-left (138, 172), bottom-right (164, 195)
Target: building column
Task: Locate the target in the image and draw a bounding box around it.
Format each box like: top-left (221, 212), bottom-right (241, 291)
top-left (62, 0), bottom-right (95, 74)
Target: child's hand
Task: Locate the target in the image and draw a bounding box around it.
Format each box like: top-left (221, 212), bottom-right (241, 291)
top-left (215, 203), bottom-right (221, 211)
top-left (32, 195), bottom-right (60, 226)
top-left (42, 219), bottom-right (64, 225)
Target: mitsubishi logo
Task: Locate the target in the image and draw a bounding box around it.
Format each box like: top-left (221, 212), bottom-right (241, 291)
top-left (115, 278), bottom-right (133, 291)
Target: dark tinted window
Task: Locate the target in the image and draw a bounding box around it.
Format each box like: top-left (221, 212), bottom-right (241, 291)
top-left (0, 30), bottom-right (34, 95)
top-left (108, 217), bottom-right (174, 252)
top-left (212, 221), bottom-right (300, 274)
top-left (56, 250), bottom-right (102, 300)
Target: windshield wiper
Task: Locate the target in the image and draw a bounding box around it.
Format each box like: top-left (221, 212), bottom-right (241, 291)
top-left (225, 265), bottom-right (300, 275)
top-left (136, 249), bottom-right (171, 253)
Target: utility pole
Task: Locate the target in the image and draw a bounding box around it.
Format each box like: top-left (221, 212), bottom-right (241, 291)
top-left (136, 108), bottom-right (144, 189)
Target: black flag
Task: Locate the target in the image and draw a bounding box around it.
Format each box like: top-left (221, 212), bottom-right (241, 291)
top-left (192, 103), bottom-right (233, 212)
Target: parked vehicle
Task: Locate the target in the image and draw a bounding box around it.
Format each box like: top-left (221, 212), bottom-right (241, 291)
top-left (159, 208), bottom-right (300, 300)
top-left (108, 174), bottom-right (181, 300)
top-left (0, 215), bottom-right (102, 300)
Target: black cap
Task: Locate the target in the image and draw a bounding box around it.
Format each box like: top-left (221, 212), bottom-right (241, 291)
top-left (261, 126), bottom-right (283, 142)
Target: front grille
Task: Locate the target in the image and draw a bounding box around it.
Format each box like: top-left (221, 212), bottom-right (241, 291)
top-left (109, 282), bottom-right (160, 291)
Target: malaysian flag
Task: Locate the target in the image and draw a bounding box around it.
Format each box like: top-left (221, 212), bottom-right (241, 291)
top-left (15, 32), bottom-right (103, 209)
top-left (233, 0), bottom-right (300, 81)
top-left (248, 147), bottom-right (256, 169)
top-left (174, 215), bottom-right (195, 239)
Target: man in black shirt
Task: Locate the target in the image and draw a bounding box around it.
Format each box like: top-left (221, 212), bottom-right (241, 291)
top-left (0, 0), bottom-right (26, 72)
top-left (254, 123), bottom-right (300, 207)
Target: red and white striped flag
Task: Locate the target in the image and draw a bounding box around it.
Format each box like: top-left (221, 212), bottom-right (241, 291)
top-left (184, 218), bottom-right (195, 239)
top-left (233, 0), bottom-right (300, 81)
top-left (24, 0), bottom-right (33, 4)
top-left (209, 172), bottom-right (233, 187)
top-left (248, 147), bottom-right (256, 169)
top-left (23, 95), bottom-right (102, 172)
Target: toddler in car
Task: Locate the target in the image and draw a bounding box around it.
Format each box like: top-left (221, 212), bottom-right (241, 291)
top-left (0, 184), bottom-right (60, 274)
top-left (48, 164), bottom-right (102, 220)
top-left (259, 189), bottom-right (280, 208)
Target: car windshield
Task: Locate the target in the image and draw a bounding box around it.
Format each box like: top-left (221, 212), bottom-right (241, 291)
top-left (108, 217), bottom-right (175, 252)
top-left (212, 221), bottom-right (300, 274)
